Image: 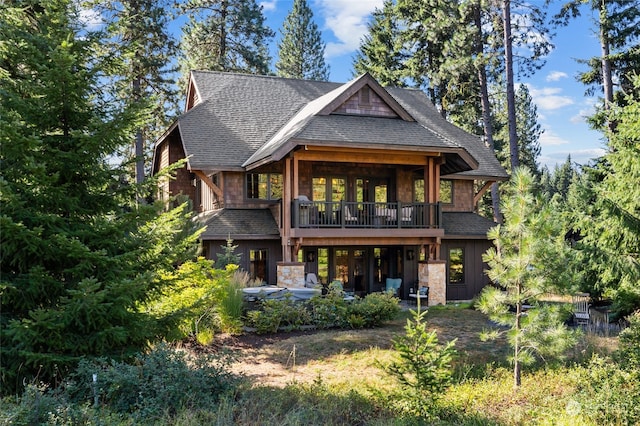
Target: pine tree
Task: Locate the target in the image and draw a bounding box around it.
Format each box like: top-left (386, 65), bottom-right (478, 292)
top-left (353, 0), bottom-right (406, 87)
top-left (275, 0), bottom-right (329, 81)
top-left (88, 0), bottom-right (180, 185)
top-left (178, 0), bottom-right (274, 85)
top-left (494, 84), bottom-right (542, 176)
top-left (0, 0), bottom-right (201, 393)
top-left (477, 168), bottom-right (577, 388)
top-left (552, 0), bottom-right (640, 130)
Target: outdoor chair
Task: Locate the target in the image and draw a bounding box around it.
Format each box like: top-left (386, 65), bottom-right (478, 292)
top-left (573, 292), bottom-right (590, 326)
top-left (385, 278), bottom-right (402, 297)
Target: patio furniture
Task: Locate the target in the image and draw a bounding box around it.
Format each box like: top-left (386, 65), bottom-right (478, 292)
top-left (409, 286), bottom-right (429, 306)
top-left (573, 292), bottom-right (591, 326)
top-left (385, 278), bottom-right (402, 296)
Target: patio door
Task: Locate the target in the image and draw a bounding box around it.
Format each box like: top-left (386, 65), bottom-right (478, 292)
top-left (334, 248), bottom-right (367, 296)
top-left (356, 178), bottom-right (389, 203)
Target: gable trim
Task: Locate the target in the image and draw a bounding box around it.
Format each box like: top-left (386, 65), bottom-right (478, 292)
top-left (317, 73), bottom-right (415, 122)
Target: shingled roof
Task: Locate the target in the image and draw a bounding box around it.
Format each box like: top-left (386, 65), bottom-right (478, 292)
top-left (442, 212), bottom-right (498, 237)
top-left (197, 209), bottom-right (280, 240)
top-left (159, 71), bottom-right (507, 180)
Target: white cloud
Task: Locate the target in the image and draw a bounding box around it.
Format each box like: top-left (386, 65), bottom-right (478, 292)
top-left (78, 6), bottom-right (103, 30)
top-left (316, 0), bottom-right (383, 58)
top-left (539, 129), bottom-right (570, 147)
top-left (260, 1), bottom-right (277, 12)
top-left (540, 148), bottom-right (606, 169)
top-left (546, 71), bottom-right (568, 82)
top-left (528, 85), bottom-right (574, 110)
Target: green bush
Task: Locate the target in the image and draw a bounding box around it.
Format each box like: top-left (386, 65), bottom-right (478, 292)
top-left (308, 290), bottom-right (349, 329)
top-left (217, 269), bottom-right (249, 334)
top-left (576, 355), bottom-right (640, 425)
top-left (616, 310), bottom-right (640, 370)
top-left (346, 291), bottom-right (401, 328)
top-left (247, 297), bottom-right (312, 334)
top-left (63, 343), bottom-right (238, 421)
top-left (246, 291), bottom-right (400, 334)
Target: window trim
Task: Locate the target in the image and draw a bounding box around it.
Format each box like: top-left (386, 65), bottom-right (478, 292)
top-left (246, 172), bottom-right (282, 201)
top-left (440, 179), bottom-right (454, 205)
top-left (448, 247), bottom-right (465, 285)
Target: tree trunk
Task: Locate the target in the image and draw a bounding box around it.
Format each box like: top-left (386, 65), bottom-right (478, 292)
top-left (219, 0), bottom-right (228, 69)
top-left (474, 2), bottom-right (503, 223)
top-left (599, 0), bottom-right (615, 133)
top-left (514, 296), bottom-right (522, 387)
top-left (503, 0), bottom-right (519, 171)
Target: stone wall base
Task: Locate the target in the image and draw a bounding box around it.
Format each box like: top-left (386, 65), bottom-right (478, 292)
top-left (418, 260), bottom-right (446, 306)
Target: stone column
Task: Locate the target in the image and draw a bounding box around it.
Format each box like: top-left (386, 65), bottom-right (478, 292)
top-left (418, 260), bottom-right (447, 306)
top-left (277, 262), bottom-right (305, 288)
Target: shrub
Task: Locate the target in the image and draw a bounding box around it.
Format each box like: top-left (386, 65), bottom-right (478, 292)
top-left (63, 343), bottom-right (239, 422)
top-left (308, 290), bottom-right (349, 329)
top-left (247, 290), bottom-right (400, 334)
top-left (616, 310), bottom-right (640, 370)
top-left (346, 291), bottom-right (401, 328)
top-left (576, 355), bottom-right (640, 425)
top-left (216, 269), bottom-right (249, 334)
top-left (247, 297), bottom-right (312, 334)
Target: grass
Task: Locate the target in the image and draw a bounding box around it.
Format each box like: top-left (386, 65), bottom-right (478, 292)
top-left (220, 304), bottom-right (618, 425)
top-left (2, 304), bottom-right (622, 425)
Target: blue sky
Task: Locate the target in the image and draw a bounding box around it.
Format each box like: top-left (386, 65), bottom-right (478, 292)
top-left (260, 0), bottom-right (607, 170)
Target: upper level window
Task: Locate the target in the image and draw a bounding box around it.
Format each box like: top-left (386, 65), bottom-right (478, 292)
top-left (247, 173), bottom-right (282, 200)
top-left (414, 178), bottom-right (425, 202)
top-left (413, 178), bottom-right (453, 203)
top-left (313, 176), bottom-right (345, 202)
top-left (440, 180), bottom-right (453, 204)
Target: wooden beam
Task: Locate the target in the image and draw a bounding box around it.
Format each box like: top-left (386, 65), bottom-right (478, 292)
top-left (295, 148), bottom-right (434, 166)
top-left (474, 181), bottom-right (495, 205)
top-left (193, 170), bottom-right (223, 198)
top-left (282, 157), bottom-right (292, 262)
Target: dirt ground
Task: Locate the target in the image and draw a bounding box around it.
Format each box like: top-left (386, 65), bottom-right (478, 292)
top-left (193, 306), bottom-right (510, 388)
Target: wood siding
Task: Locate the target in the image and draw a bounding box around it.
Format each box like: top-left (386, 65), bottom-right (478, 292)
top-left (334, 87), bottom-right (398, 117)
top-left (443, 180), bottom-right (474, 212)
top-left (441, 239), bottom-right (492, 301)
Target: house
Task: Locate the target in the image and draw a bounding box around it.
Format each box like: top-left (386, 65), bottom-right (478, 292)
top-left (152, 71), bottom-right (508, 305)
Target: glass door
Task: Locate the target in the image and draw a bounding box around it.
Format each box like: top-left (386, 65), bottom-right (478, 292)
top-left (333, 248), bottom-right (368, 296)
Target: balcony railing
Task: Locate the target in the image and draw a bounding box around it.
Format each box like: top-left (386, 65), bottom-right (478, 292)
top-left (292, 200), bottom-right (442, 229)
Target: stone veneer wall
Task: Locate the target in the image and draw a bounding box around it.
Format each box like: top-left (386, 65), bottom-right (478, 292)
top-left (418, 260), bottom-right (447, 306)
top-left (277, 262), bottom-right (305, 288)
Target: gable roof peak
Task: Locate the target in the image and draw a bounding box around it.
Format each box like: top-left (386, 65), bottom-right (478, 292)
top-left (317, 73), bottom-right (415, 121)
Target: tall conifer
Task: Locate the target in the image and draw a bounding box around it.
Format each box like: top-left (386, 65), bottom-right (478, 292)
top-left (275, 0), bottom-right (329, 81)
top-left (0, 0), bottom-right (200, 393)
top-left (89, 0), bottom-right (179, 185)
top-left (179, 0), bottom-right (274, 84)
top-left (353, 0), bottom-right (406, 86)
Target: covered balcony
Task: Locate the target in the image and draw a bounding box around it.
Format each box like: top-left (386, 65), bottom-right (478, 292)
top-left (292, 200), bottom-right (441, 229)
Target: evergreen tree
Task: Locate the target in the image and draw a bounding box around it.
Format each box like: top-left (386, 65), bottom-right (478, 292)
top-left (178, 0), bottom-right (274, 86)
top-left (396, 0), bottom-right (466, 116)
top-left (494, 84), bottom-right (542, 176)
top-left (353, 0), bottom-right (406, 87)
top-left (567, 76), bottom-right (640, 317)
top-left (275, 0), bottom-right (329, 81)
top-left (0, 0), bottom-right (201, 393)
top-left (552, 0), bottom-right (640, 130)
top-left (477, 168), bottom-right (577, 388)
top-left (541, 155), bottom-right (578, 200)
top-left (87, 0), bottom-right (180, 185)
top-left (216, 236), bottom-right (241, 268)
